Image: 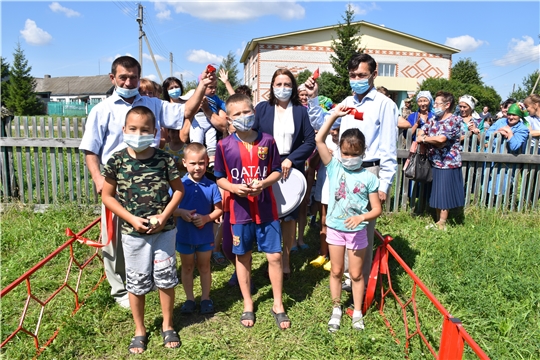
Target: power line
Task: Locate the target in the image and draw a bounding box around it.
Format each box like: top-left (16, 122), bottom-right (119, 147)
top-left (112, 0), bottom-right (138, 20)
top-left (487, 59), bottom-right (539, 81)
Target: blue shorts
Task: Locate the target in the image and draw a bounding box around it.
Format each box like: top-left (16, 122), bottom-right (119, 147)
top-left (231, 220), bottom-right (282, 255)
top-left (176, 242), bottom-right (214, 255)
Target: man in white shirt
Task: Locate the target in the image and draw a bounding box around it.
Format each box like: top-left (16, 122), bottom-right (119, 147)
top-left (305, 52), bottom-right (398, 294)
top-left (79, 56), bottom-right (213, 308)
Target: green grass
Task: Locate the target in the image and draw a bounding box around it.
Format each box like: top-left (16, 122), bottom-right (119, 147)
top-left (1, 205), bottom-right (539, 359)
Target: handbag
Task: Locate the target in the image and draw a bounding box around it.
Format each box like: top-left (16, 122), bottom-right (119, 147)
top-left (404, 142), bottom-right (432, 182)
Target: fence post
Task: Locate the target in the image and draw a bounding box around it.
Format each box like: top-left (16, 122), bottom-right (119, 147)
top-left (438, 316), bottom-right (464, 359)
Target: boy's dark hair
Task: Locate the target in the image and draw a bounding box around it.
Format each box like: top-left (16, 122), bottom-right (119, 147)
top-left (184, 142), bottom-right (207, 156)
top-left (125, 106), bottom-right (156, 128)
top-left (235, 85), bottom-right (253, 99)
top-left (435, 91), bottom-right (455, 110)
top-left (501, 98), bottom-right (517, 109)
top-left (162, 77), bottom-right (184, 102)
top-left (268, 69), bottom-right (300, 106)
top-left (111, 56), bottom-right (141, 76)
top-left (348, 53), bottom-right (377, 74)
top-left (225, 93), bottom-right (253, 115)
top-left (340, 128), bottom-right (366, 155)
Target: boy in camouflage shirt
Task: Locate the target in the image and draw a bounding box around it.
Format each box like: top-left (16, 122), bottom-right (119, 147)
top-left (102, 106), bottom-right (184, 354)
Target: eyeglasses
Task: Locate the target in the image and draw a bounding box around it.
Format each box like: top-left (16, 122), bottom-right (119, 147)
top-left (433, 102), bottom-right (448, 107)
top-left (349, 72), bottom-right (372, 80)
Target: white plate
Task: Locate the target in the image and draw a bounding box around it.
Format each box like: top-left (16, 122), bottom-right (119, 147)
top-left (271, 168), bottom-right (307, 218)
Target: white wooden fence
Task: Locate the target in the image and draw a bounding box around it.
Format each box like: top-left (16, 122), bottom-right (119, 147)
top-left (1, 116), bottom-right (539, 211)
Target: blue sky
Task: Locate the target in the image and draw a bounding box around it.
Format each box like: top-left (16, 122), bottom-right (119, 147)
top-left (1, 1), bottom-right (539, 99)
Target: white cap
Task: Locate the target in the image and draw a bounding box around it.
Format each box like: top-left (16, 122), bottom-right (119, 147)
top-left (179, 89), bottom-right (195, 101)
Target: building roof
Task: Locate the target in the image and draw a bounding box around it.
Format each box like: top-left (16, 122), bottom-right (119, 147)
top-left (34, 75), bottom-right (113, 96)
top-left (240, 20), bottom-right (459, 62)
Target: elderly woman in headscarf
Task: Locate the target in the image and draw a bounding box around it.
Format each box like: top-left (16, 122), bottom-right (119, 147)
top-left (402, 91), bottom-right (434, 142)
top-left (417, 91), bottom-right (464, 230)
top-left (458, 95), bottom-right (483, 142)
top-left (298, 84), bottom-right (309, 107)
top-left (484, 103), bottom-right (530, 196)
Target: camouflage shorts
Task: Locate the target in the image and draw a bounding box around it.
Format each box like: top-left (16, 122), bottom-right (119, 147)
top-left (122, 229), bottom-right (179, 295)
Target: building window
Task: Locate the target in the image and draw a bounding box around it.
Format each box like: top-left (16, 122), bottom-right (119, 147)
top-left (378, 63), bottom-right (396, 77)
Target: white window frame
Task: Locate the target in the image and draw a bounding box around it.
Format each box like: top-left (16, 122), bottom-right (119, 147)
top-left (378, 63), bottom-right (396, 77)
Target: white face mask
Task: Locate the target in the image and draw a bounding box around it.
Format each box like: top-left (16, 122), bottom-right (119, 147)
top-left (231, 113), bottom-right (255, 132)
top-left (341, 156), bottom-right (363, 171)
top-left (123, 134), bottom-right (155, 152)
top-left (114, 80), bottom-right (140, 99)
top-left (273, 87), bottom-right (292, 102)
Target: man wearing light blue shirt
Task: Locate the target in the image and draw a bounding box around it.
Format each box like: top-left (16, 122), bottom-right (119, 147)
top-left (305, 53), bottom-right (398, 292)
top-left (79, 56), bottom-right (213, 308)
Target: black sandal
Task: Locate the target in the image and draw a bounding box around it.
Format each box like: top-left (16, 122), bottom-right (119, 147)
top-left (270, 309), bottom-right (291, 330)
top-left (128, 333), bottom-right (148, 354)
top-left (161, 329), bottom-right (181, 349)
top-left (240, 311), bottom-right (256, 328)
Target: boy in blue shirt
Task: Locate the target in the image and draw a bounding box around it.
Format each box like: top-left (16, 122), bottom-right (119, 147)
top-left (174, 143), bottom-right (223, 315)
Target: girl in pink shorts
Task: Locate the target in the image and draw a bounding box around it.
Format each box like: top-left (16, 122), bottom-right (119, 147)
top-left (314, 104), bottom-right (382, 332)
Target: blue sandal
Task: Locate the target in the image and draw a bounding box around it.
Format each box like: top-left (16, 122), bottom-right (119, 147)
top-left (199, 299), bottom-right (215, 315)
top-left (180, 300), bottom-right (196, 314)
top-left (212, 252), bottom-right (228, 266)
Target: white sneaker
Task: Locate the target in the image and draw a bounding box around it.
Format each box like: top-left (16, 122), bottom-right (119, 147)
top-left (116, 294), bottom-right (130, 309)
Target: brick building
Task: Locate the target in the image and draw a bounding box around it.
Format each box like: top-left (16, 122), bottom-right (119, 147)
top-left (240, 20), bottom-right (460, 105)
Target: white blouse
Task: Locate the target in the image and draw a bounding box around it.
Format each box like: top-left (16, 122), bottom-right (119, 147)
top-left (273, 102), bottom-right (295, 156)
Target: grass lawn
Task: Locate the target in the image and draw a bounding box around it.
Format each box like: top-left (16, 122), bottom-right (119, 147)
top-left (1, 205), bottom-right (539, 359)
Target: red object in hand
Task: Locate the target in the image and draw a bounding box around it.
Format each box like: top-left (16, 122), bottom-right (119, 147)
top-left (313, 68), bottom-right (320, 80)
top-left (192, 213), bottom-right (204, 229)
top-left (206, 64), bottom-right (216, 73)
top-left (345, 107), bottom-right (364, 120)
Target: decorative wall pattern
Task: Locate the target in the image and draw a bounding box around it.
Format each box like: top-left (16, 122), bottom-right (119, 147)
top-left (400, 58), bottom-right (444, 80)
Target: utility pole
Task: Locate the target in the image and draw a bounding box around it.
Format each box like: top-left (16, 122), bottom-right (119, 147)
top-left (170, 52), bottom-right (173, 77)
top-left (136, 3), bottom-right (163, 83)
top-left (137, 4), bottom-right (143, 74)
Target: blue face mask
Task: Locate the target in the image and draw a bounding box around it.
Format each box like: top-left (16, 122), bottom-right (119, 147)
top-left (168, 88), bottom-right (181, 99)
top-left (115, 84), bottom-right (140, 99)
top-left (350, 79), bottom-right (371, 95)
top-left (231, 113), bottom-right (255, 132)
top-left (432, 107), bottom-right (445, 117)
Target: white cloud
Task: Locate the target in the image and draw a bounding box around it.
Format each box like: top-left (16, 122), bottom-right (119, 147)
top-left (143, 53), bottom-right (166, 62)
top-left (187, 49), bottom-right (224, 64)
top-left (350, 2), bottom-right (380, 16)
top-left (143, 74), bottom-right (158, 82)
top-left (156, 9), bottom-right (171, 20)
top-left (494, 36), bottom-right (540, 66)
top-left (174, 70), bottom-right (196, 81)
top-left (103, 53), bottom-right (135, 63)
top-left (445, 35), bottom-right (486, 52)
top-left (49, 2), bottom-right (80, 17)
top-left (154, 1), bottom-right (305, 21)
top-left (20, 19), bottom-right (52, 45)
top-left (236, 41), bottom-right (247, 58)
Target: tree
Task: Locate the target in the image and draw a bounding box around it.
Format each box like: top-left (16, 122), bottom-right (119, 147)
top-left (183, 80), bottom-right (198, 92)
top-left (419, 77), bottom-right (501, 115)
top-left (329, 4), bottom-right (363, 102)
top-left (508, 70), bottom-right (540, 100)
top-left (4, 43), bottom-right (44, 115)
top-left (297, 69), bottom-right (341, 103)
top-left (451, 58), bottom-right (483, 86)
top-left (1, 57), bottom-right (10, 109)
top-left (217, 51), bottom-right (240, 99)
